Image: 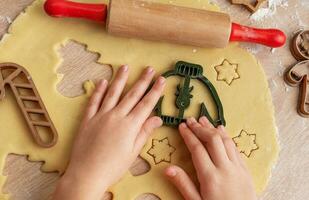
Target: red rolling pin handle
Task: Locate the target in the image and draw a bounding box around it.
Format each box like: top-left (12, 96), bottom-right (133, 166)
top-left (230, 23), bottom-right (286, 48)
top-left (44, 0), bottom-right (107, 22)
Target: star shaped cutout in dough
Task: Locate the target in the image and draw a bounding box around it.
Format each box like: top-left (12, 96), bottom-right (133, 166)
top-left (233, 130), bottom-right (259, 158)
top-left (147, 138), bottom-right (176, 164)
top-left (215, 59), bottom-right (240, 85)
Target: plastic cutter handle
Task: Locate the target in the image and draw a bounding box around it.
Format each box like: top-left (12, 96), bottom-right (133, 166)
top-left (44, 0), bottom-right (108, 22)
top-left (230, 23), bottom-right (286, 48)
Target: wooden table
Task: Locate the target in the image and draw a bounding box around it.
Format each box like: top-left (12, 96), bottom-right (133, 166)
top-left (0, 0), bottom-right (308, 199)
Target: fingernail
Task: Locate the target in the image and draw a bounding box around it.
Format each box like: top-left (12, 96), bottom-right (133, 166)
top-left (122, 65), bottom-right (129, 72)
top-left (98, 79), bottom-right (107, 87)
top-left (102, 79), bottom-right (107, 84)
top-left (200, 116), bottom-right (208, 123)
top-left (155, 117), bottom-right (163, 126)
top-left (158, 76), bottom-right (166, 85)
top-left (179, 123), bottom-right (187, 129)
top-left (218, 125), bottom-right (225, 131)
top-left (146, 66), bottom-right (154, 74)
top-left (187, 117), bottom-right (196, 125)
top-left (166, 167), bottom-right (177, 177)
top-left (200, 116), bottom-right (207, 121)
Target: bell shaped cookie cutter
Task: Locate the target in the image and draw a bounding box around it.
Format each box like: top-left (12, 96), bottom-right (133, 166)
top-left (291, 30), bottom-right (309, 61)
top-left (0, 63), bottom-right (58, 148)
top-left (285, 60), bottom-right (309, 117)
top-left (155, 61), bottom-right (226, 127)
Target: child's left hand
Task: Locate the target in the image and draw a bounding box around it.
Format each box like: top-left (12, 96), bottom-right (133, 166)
top-left (53, 65), bottom-right (165, 200)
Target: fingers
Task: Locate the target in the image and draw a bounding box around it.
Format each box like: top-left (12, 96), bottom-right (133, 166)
top-left (100, 65), bottom-right (129, 113)
top-left (165, 165), bottom-right (202, 200)
top-left (192, 117), bottom-right (242, 165)
top-left (199, 116), bottom-right (214, 129)
top-left (234, 146), bottom-right (248, 170)
top-left (179, 123), bottom-right (214, 176)
top-left (129, 76), bottom-right (165, 123)
top-left (217, 125), bottom-right (238, 163)
top-left (187, 117), bottom-right (229, 167)
top-left (133, 116), bottom-right (162, 154)
top-left (82, 80), bottom-right (108, 123)
top-left (116, 67), bottom-right (155, 115)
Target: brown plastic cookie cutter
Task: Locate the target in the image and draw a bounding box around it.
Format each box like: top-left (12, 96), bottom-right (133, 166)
top-left (285, 60), bottom-right (309, 117)
top-left (231, 0), bottom-right (267, 13)
top-left (0, 63), bottom-right (58, 148)
top-left (291, 30), bottom-right (309, 61)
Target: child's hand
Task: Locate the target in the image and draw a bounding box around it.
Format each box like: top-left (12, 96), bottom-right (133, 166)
top-left (165, 117), bottom-right (257, 200)
top-left (53, 66), bottom-right (165, 200)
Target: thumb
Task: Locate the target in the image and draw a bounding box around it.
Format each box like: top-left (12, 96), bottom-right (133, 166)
top-left (165, 165), bottom-right (202, 200)
top-left (134, 116), bottom-right (163, 154)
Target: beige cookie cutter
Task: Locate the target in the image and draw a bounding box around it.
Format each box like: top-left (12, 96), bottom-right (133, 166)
top-left (291, 30), bottom-right (309, 61)
top-left (0, 63), bottom-right (58, 148)
top-left (231, 0), bottom-right (267, 12)
top-left (285, 60), bottom-right (309, 117)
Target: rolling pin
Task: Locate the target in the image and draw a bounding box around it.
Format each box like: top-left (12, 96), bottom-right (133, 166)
top-left (44, 0), bottom-right (286, 48)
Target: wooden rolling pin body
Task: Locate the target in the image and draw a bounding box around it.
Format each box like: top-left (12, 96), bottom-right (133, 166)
top-left (107, 0), bottom-right (231, 48)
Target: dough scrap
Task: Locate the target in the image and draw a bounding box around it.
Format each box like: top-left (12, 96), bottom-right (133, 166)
top-left (0, 0), bottom-right (279, 199)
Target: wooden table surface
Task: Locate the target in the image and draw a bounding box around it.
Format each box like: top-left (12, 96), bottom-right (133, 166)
top-left (0, 0), bottom-right (309, 200)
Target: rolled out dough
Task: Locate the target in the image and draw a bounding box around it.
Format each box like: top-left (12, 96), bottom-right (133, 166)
top-left (0, 0), bottom-right (279, 199)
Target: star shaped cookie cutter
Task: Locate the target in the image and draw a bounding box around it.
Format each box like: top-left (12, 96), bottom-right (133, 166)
top-left (155, 61), bottom-right (226, 127)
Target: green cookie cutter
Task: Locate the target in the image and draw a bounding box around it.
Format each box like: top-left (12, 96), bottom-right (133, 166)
top-left (155, 61), bottom-right (226, 127)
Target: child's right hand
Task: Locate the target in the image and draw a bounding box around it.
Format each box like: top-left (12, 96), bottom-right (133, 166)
top-left (165, 117), bottom-right (257, 200)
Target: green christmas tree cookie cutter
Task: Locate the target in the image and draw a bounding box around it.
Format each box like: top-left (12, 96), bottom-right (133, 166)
top-left (155, 61), bottom-right (226, 127)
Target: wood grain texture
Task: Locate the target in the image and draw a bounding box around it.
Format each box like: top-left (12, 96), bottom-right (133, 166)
top-left (57, 40), bottom-right (113, 98)
top-left (0, 0), bottom-right (34, 39)
top-left (0, 0), bottom-right (309, 200)
top-left (107, 0), bottom-right (231, 48)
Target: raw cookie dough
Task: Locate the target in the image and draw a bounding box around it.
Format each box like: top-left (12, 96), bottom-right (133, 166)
top-left (0, 0), bottom-right (279, 199)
